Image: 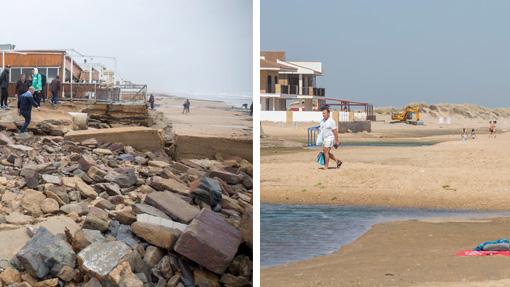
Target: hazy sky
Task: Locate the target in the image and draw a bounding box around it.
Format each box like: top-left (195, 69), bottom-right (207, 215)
top-left (2, 0), bottom-right (252, 99)
top-left (262, 0), bottom-right (510, 107)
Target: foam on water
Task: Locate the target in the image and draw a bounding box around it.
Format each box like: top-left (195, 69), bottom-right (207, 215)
top-left (261, 204), bottom-right (510, 267)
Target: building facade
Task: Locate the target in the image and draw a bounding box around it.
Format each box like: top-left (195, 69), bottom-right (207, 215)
top-left (260, 51), bottom-right (325, 111)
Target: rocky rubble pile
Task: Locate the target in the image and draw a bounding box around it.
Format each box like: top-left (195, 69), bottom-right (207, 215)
top-left (0, 131), bottom-right (253, 287)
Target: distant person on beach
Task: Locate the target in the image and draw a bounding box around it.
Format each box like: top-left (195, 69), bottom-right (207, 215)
top-left (18, 86), bottom-right (40, 133)
top-left (471, 128), bottom-right (476, 140)
top-left (148, 94), bottom-right (155, 110)
top-left (250, 102), bottom-right (253, 116)
top-left (49, 75), bottom-right (62, 107)
top-left (462, 128), bottom-right (468, 141)
top-left (16, 74), bottom-right (30, 100)
top-left (183, 99), bottom-right (190, 114)
top-left (0, 66), bottom-right (10, 109)
top-left (319, 108), bottom-right (342, 169)
top-left (32, 68), bottom-right (42, 105)
top-left (489, 121), bottom-right (497, 138)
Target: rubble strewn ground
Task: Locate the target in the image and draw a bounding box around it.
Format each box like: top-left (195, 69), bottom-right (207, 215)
top-left (0, 130), bottom-right (252, 287)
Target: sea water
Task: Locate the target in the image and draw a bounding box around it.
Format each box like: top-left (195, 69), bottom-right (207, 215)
top-left (261, 204), bottom-right (510, 267)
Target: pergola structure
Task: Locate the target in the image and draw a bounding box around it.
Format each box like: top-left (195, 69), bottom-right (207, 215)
top-left (321, 97), bottom-right (375, 121)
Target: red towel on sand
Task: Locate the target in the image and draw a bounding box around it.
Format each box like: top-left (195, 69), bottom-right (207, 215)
top-left (456, 250), bottom-right (510, 256)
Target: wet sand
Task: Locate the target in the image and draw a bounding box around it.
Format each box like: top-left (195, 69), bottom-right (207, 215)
top-left (262, 217), bottom-right (510, 287)
top-left (153, 95), bottom-right (252, 139)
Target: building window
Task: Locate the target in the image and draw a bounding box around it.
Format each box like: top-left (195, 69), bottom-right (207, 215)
top-left (47, 68), bottom-right (59, 82)
top-left (10, 68), bottom-right (21, 83)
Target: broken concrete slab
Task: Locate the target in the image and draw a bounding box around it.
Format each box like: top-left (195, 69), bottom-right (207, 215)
top-left (77, 241), bottom-right (132, 279)
top-left (65, 127), bottom-right (163, 152)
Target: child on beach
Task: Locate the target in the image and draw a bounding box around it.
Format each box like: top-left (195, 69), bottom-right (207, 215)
top-left (462, 128), bottom-right (468, 142)
top-left (471, 128), bottom-right (476, 140)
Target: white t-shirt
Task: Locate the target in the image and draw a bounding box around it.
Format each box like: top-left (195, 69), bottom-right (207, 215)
top-left (320, 116), bottom-right (337, 140)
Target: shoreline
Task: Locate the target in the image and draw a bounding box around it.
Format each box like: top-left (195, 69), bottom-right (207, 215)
top-left (261, 204), bottom-right (510, 268)
top-left (262, 215), bottom-right (510, 286)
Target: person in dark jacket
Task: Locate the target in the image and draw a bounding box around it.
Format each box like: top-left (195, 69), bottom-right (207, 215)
top-left (41, 73), bottom-right (47, 103)
top-left (17, 86), bottom-right (40, 133)
top-left (148, 94), bottom-right (155, 110)
top-left (0, 66), bottom-right (10, 109)
top-left (16, 74), bottom-right (30, 98)
top-left (49, 75), bottom-right (61, 107)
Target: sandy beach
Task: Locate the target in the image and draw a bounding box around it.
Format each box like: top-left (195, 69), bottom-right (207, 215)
top-left (261, 104), bottom-right (510, 286)
top-left (152, 94), bottom-right (252, 139)
top-left (262, 217), bottom-right (510, 287)
top-left (261, 107), bottom-right (510, 210)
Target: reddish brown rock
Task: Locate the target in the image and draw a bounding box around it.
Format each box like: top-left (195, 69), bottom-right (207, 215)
top-left (144, 191), bottom-right (199, 223)
top-left (174, 209), bottom-right (242, 274)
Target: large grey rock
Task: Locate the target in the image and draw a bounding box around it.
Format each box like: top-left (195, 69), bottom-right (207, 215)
top-left (174, 209), bottom-right (242, 274)
top-left (21, 168), bottom-right (39, 188)
top-left (77, 241), bottom-right (132, 279)
top-left (190, 177), bottom-right (222, 209)
top-left (105, 168), bottom-right (137, 188)
top-left (15, 227), bottom-right (76, 279)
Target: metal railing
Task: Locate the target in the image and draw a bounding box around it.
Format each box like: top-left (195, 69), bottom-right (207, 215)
top-left (307, 125), bottom-right (320, 147)
top-left (271, 84), bottom-right (325, 97)
top-left (61, 83), bottom-right (147, 103)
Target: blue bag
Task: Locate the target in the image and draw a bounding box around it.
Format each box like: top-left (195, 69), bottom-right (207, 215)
top-left (316, 152), bottom-right (325, 166)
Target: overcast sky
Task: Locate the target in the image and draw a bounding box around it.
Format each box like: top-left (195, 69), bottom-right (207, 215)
top-left (262, 0), bottom-right (510, 107)
top-left (2, 0), bottom-right (252, 100)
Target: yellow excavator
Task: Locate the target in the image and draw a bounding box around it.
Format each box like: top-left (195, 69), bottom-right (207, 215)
top-left (391, 105), bottom-right (423, 125)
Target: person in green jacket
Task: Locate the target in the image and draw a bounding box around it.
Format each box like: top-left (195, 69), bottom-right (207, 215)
top-left (31, 68), bottom-right (42, 105)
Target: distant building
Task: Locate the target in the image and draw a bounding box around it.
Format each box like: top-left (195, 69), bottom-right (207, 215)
top-left (260, 51), bottom-right (325, 111)
top-left (0, 47), bottom-right (146, 103)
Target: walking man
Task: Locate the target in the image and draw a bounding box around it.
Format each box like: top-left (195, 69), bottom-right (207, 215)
top-left (320, 108), bottom-right (342, 169)
top-left (32, 68), bottom-right (42, 105)
top-left (0, 66), bottom-right (10, 109)
top-left (49, 75), bottom-right (62, 107)
top-left (18, 86), bottom-right (40, 133)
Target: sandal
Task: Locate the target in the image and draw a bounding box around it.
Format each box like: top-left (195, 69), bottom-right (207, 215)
top-left (336, 160), bottom-right (343, 168)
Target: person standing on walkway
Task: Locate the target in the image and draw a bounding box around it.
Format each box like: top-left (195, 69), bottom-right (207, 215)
top-left (18, 86), bottom-right (40, 133)
top-left (0, 66), bottom-right (10, 109)
top-left (148, 94), bottom-right (155, 110)
top-left (31, 68), bottom-right (42, 105)
top-left (49, 75), bottom-right (61, 107)
top-left (320, 108), bottom-right (342, 169)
